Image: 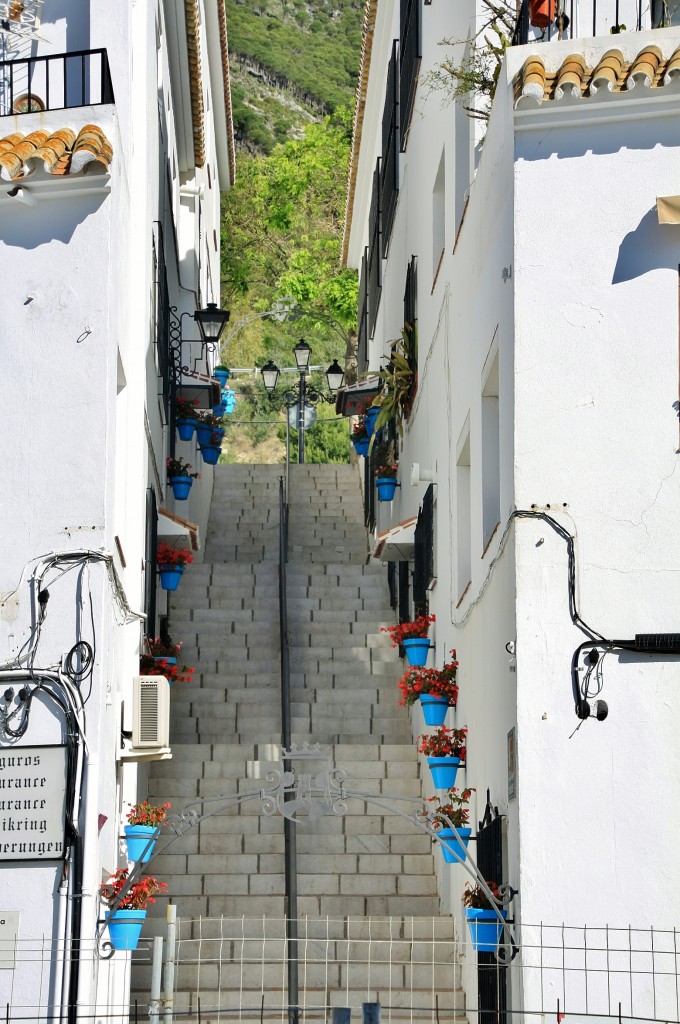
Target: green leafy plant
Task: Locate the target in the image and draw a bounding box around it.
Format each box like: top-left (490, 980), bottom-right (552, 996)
top-left (371, 327), bottom-right (416, 438)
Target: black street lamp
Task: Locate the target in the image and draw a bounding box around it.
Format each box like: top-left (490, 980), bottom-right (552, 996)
top-left (261, 340), bottom-right (345, 464)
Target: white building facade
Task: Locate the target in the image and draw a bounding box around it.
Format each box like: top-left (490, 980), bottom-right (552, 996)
top-left (345, 0), bottom-right (680, 1018)
top-left (0, 0), bottom-right (233, 1018)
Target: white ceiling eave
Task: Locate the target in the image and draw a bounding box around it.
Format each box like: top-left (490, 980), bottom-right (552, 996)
top-left (163, 0), bottom-right (195, 174)
top-left (203, 0), bottom-right (231, 188)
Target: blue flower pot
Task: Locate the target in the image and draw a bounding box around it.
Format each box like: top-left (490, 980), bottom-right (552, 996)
top-left (353, 437), bottom-right (369, 457)
top-left (196, 423), bottom-right (214, 446)
top-left (169, 476), bottom-right (192, 501)
top-left (200, 444), bottom-right (221, 465)
top-left (376, 478), bottom-right (398, 501)
top-left (420, 694), bottom-right (449, 726)
top-left (466, 908), bottom-right (507, 953)
top-left (403, 637), bottom-right (430, 666)
top-left (427, 756), bottom-right (461, 789)
top-left (124, 825), bottom-right (158, 864)
top-left (364, 406), bottom-right (380, 436)
top-left (438, 827), bottom-right (471, 863)
top-left (106, 909), bottom-right (147, 951)
top-left (213, 404), bottom-right (227, 416)
top-left (176, 418), bottom-right (197, 441)
top-left (213, 369), bottom-right (230, 386)
top-left (159, 565), bottom-right (184, 591)
top-left (153, 656), bottom-right (176, 666)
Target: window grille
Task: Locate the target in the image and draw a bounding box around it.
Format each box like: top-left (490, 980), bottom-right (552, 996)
top-left (413, 484), bottom-right (434, 613)
top-left (399, 0), bottom-right (421, 149)
top-left (144, 488), bottom-right (158, 639)
top-left (367, 159), bottom-right (382, 339)
top-left (357, 248), bottom-right (369, 376)
top-left (381, 41), bottom-right (399, 256)
top-left (363, 455), bottom-right (376, 532)
top-left (476, 793), bottom-right (508, 1024)
top-left (403, 256), bottom-right (418, 411)
top-left (153, 224), bottom-right (171, 419)
top-left (387, 562), bottom-right (397, 610)
top-left (398, 560), bottom-right (411, 624)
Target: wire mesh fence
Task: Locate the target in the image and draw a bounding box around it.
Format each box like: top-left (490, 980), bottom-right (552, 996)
top-left (2, 919), bottom-right (680, 1022)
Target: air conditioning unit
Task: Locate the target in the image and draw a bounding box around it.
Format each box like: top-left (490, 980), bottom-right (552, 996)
top-left (132, 675), bottom-right (170, 750)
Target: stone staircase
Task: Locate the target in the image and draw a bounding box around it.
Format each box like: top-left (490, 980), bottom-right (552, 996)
top-left (133, 463), bottom-right (464, 1021)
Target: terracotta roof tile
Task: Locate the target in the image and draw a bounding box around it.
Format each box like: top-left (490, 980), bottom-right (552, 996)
top-left (0, 124), bottom-right (112, 181)
top-left (184, 0), bottom-right (205, 167)
top-left (515, 42), bottom-right (680, 107)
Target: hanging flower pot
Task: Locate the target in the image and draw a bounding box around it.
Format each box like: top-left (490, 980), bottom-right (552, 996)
top-left (123, 825), bottom-right (158, 864)
top-left (353, 436), bottom-right (369, 457)
top-left (376, 478), bottom-right (398, 501)
top-left (420, 694), bottom-right (449, 726)
top-left (465, 908), bottom-right (508, 953)
top-left (176, 418), bottom-right (197, 441)
top-left (364, 406), bottom-right (380, 436)
top-left (168, 476), bottom-right (193, 501)
top-left (427, 756), bottom-right (461, 789)
top-left (153, 656), bottom-right (176, 666)
top-left (213, 368), bottom-right (230, 387)
top-left (200, 444), bottom-right (221, 465)
top-left (213, 403), bottom-right (228, 417)
top-left (403, 637), bottom-right (431, 666)
top-left (158, 565), bottom-right (184, 591)
top-left (529, 0), bottom-right (555, 27)
top-left (438, 827), bottom-right (472, 863)
top-left (106, 908), bottom-right (147, 951)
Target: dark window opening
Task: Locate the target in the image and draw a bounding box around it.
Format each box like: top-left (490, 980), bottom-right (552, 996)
top-left (367, 159), bottom-right (382, 339)
top-left (413, 483), bottom-right (434, 613)
top-left (399, 0), bottom-right (421, 149)
top-left (381, 40), bottom-right (399, 255)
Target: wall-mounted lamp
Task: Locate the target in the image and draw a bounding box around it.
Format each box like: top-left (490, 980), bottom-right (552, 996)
top-left (193, 302), bottom-right (231, 344)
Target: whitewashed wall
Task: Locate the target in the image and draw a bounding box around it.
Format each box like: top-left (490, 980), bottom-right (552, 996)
top-left (349, 0), bottom-right (680, 1014)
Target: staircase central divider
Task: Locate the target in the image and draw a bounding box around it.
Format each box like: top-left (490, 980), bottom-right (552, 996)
top-left (278, 474), bottom-right (299, 1024)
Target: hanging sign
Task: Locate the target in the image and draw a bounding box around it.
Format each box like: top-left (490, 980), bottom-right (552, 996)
top-left (0, 746), bottom-right (67, 861)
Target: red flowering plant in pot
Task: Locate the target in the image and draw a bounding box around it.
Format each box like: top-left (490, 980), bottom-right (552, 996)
top-left (463, 880), bottom-right (501, 910)
top-left (156, 542), bottom-right (193, 569)
top-left (427, 788), bottom-right (474, 830)
top-left (166, 456), bottom-right (199, 480)
top-left (126, 801), bottom-right (171, 827)
top-left (146, 635), bottom-right (182, 660)
top-left (418, 725), bottom-right (467, 759)
top-left (375, 463), bottom-right (398, 479)
top-left (175, 396), bottom-right (199, 422)
top-left (398, 649), bottom-right (459, 707)
top-left (382, 613), bottom-right (435, 647)
top-left (100, 868), bottom-right (168, 911)
top-left (139, 654), bottom-right (195, 685)
top-left (351, 416), bottom-right (369, 441)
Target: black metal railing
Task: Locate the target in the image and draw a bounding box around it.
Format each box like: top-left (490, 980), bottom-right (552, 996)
top-left (153, 225), bottom-right (172, 420)
top-left (399, 0), bottom-right (420, 148)
top-left (477, 794), bottom-right (508, 1024)
top-left (367, 160), bottom-right (382, 340)
top-left (0, 48), bottom-right (114, 116)
top-left (357, 249), bottom-right (369, 377)
top-left (381, 41), bottom-right (399, 257)
top-left (512, 0), bottom-right (643, 46)
top-left (278, 475), bottom-right (299, 1024)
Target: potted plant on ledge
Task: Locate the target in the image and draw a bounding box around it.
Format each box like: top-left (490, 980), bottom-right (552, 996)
top-left (418, 725), bottom-right (467, 789)
top-left (146, 635), bottom-right (181, 665)
top-left (398, 649), bottom-right (459, 725)
top-left (382, 613), bottom-right (435, 666)
top-left (196, 411), bottom-right (226, 448)
top-left (463, 881), bottom-right (508, 953)
top-left (123, 801), bottom-right (170, 864)
top-left (375, 463), bottom-right (399, 502)
top-left (156, 541), bottom-right (193, 591)
top-left (213, 364), bottom-right (230, 387)
top-left (166, 456), bottom-right (199, 501)
top-left (100, 868), bottom-right (167, 951)
top-left (428, 787), bottom-right (474, 862)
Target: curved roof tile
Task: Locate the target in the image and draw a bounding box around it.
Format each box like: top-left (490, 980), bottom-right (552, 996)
top-left (515, 42), bottom-right (680, 107)
top-left (0, 125), bottom-right (111, 181)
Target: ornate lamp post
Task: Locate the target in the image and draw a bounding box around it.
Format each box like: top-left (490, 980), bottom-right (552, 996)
top-left (261, 340), bottom-right (345, 465)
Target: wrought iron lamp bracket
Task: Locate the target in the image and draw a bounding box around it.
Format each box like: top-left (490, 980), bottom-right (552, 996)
top-left (168, 306), bottom-right (220, 382)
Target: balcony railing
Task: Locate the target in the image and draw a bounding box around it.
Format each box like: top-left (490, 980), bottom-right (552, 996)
top-left (0, 48), bottom-right (113, 116)
top-left (512, 0), bottom-right (647, 46)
